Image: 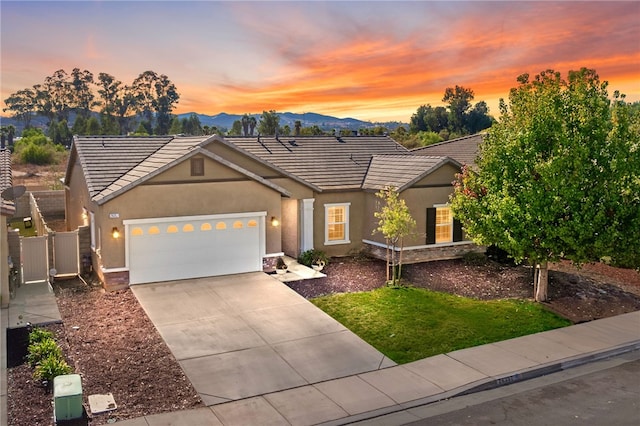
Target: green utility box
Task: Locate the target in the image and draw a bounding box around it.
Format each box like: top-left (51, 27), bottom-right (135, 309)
top-left (53, 374), bottom-right (83, 421)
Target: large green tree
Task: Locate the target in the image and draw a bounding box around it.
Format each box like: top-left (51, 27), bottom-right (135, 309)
top-left (131, 71), bottom-right (179, 135)
top-left (442, 85), bottom-right (474, 134)
top-left (258, 110), bottom-right (280, 135)
top-left (3, 87), bottom-right (38, 128)
top-left (69, 68), bottom-right (96, 118)
top-left (450, 68), bottom-right (640, 302)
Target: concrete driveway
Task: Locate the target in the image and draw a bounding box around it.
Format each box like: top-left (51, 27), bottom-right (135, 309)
top-left (132, 273), bottom-right (395, 406)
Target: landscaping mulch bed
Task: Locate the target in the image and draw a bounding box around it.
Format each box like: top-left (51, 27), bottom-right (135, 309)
top-left (7, 257), bottom-right (640, 425)
top-left (7, 278), bottom-right (202, 426)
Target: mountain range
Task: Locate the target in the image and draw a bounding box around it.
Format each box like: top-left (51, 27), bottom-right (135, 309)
top-left (0, 111), bottom-right (406, 133)
top-left (176, 111), bottom-right (405, 131)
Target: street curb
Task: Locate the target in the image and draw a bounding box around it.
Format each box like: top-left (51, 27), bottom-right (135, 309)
top-left (455, 340), bottom-right (640, 397)
top-left (319, 341), bottom-right (640, 426)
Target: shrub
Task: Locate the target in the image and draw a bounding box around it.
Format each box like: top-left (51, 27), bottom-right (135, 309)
top-left (27, 338), bottom-right (62, 367)
top-left (462, 251), bottom-right (488, 266)
top-left (297, 249), bottom-right (329, 267)
top-left (33, 354), bottom-right (72, 382)
top-left (19, 142), bottom-right (55, 165)
top-left (28, 327), bottom-right (54, 345)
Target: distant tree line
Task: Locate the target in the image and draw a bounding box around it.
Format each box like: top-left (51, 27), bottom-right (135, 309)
top-left (3, 68), bottom-right (179, 143)
top-left (3, 69), bottom-right (492, 149)
top-left (400, 86), bottom-right (495, 149)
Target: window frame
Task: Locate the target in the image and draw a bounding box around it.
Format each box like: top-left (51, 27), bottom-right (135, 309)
top-left (434, 204), bottom-right (453, 244)
top-left (324, 203), bottom-right (350, 245)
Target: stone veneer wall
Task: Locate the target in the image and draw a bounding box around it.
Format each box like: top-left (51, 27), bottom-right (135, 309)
top-left (364, 241), bottom-right (484, 264)
top-left (98, 268), bottom-right (130, 291)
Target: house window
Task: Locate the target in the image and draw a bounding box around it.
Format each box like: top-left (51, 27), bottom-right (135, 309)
top-left (426, 205), bottom-right (463, 245)
top-left (435, 206), bottom-right (453, 243)
top-left (325, 203), bottom-right (350, 245)
top-left (191, 157), bottom-right (204, 176)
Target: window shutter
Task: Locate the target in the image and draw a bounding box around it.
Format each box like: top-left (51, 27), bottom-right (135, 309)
top-left (426, 208), bottom-right (436, 245)
top-left (453, 218), bottom-right (463, 242)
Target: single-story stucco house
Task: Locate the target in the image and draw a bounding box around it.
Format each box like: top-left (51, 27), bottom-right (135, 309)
top-left (64, 134), bottom-right (481, 289)
top-left (1, 148), bottom-right (16, 306)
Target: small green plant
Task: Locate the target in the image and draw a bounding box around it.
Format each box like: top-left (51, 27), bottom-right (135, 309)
top-left (297, 249), bottom-right (329, 267)
top-left (33, 354), bottom-right (72, 382)
top-left (27, 338), bottom-right (62, 367)
top-left (28, 327), bottom-right (54, 345)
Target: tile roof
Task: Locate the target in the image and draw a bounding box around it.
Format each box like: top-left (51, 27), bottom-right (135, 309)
top-left (0, 148), bottom-right (16, 216)
top-left (96, 136), bottom-right (291, 204)
top-left (70, 135), bottom-right (463, 203)
top-left (227, 136), bottom-right (411, 190)
top-left (71, 136), bottom-right (171, 199)
top-left (412, 133), bottom-right (484, 168)
top-left (362, 155), bottom-right (460, 191)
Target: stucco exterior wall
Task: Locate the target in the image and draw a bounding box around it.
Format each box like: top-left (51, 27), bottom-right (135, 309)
top-left (281, 198), bottom-right (299, 257)
top-left (313, 191), bottom-right (366, 257)
top-left (65, 159), bottom-right (93, 232)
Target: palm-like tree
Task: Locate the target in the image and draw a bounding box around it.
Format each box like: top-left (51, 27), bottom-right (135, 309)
top-left (249, 116), bottom-right (257, 136)
top-left (241, 114), bottom-right (250, 137)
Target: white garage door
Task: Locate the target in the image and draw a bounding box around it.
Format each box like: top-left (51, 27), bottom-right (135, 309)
top-left (125, 212), bottom-right (266, 284)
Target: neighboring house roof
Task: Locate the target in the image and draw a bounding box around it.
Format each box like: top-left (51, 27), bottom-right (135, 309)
top-left (0, 148), bottom-right (16, 216)
top-left (228, 136), bottom-right (411, 190)
top-left (412, 133), bottom-right (484, 168)
top-left (362, 155), bottom-right (461, 192)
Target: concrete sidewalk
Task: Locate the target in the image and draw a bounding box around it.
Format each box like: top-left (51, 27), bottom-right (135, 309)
top-left (114, 310), bottom-right (640, 426)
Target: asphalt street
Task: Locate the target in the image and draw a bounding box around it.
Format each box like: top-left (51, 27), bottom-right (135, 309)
top-left (403, 350), bottom-right (640, 426)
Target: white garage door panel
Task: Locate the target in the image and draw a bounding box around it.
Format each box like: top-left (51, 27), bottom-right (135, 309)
top-left (127, 214), bottom-right (264, 284)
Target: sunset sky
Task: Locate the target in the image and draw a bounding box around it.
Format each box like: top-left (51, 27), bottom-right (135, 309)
top-left (1, 1), bottom-right (639, 123)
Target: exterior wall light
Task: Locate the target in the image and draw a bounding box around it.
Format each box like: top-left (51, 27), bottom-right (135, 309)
top-left (111, 227), bottom-right (120, 239)
top-left (271, 217), bottom-right (279, 227)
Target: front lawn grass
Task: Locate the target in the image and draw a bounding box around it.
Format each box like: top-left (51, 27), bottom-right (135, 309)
top-left (312, 286), bottom-right (571, 364)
